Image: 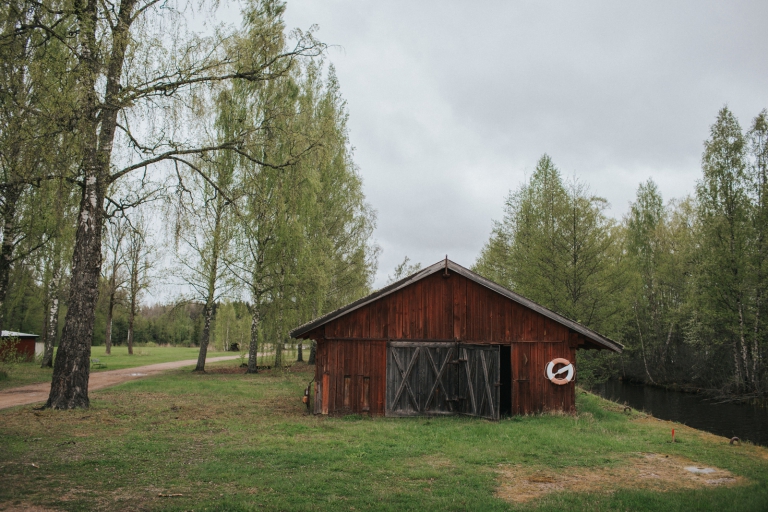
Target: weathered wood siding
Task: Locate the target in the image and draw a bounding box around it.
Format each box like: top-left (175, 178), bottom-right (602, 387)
top-left (314, 339), bottom-right (387, 416)
top-left (316, 272), bottom-right (574, 343)
top-left (309, 271), bottom-right (578, 415)
top-left (512, 342), bottom-right (576, 414)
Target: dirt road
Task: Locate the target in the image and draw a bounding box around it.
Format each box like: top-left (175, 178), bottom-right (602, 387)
top-left (0, 356), bottom-right (240, 410)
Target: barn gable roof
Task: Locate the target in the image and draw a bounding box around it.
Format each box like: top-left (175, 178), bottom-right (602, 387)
top-left (290, 259), bottom-right (622, 353)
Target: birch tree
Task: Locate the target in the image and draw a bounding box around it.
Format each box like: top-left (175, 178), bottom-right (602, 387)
top-left (174, 148), bottom-right (238, 371)
top-left (40, 179), bottom-right (78, 366)
top-left (695, 107), bottom-right (751, 390)
top-left (621, 180), bottom-right (694, 383)
top-left (124, 213), bottom-right (153, 355)
top-left (0, 0), bottom-right (73, 332)
top-left (4, 0), bottom-right (325, 408)
top-left (746, 110), bottom-right (768, 389)
top-left (101, 216), bottom-right (128, 355)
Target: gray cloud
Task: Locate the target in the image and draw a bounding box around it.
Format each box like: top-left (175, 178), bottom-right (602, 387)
top-left (277, 0), bottom-right (768, 286)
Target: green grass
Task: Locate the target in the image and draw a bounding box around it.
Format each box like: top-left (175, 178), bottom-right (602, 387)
top-left (88, 345), bottom-right (206, 370)
top-left (0, 346), bottom-right (227, 391)
top-left (1, 361), bottom-right (767, 511)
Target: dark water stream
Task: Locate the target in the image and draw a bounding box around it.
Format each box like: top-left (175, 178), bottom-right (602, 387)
top-left (591, 380), bottom-right (768, 447)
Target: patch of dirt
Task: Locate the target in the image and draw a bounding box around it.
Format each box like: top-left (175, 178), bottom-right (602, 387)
top-left (496, 453), bottom-right (747, 504)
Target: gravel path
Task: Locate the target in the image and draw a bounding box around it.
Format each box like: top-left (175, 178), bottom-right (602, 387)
top-left (0, 355), bottom-right (240, 410)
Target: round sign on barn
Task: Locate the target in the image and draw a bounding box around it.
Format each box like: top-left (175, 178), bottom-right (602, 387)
top-left (546, 358), bottom-right (574, 385)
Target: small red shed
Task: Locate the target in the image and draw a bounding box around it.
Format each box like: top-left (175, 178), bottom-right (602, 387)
top-left (0, 331), bottom-right (39, 362)
top-left (290, 259), bottom-right (622, 419)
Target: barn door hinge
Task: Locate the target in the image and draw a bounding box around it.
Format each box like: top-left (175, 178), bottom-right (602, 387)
top-left (494, 382), bottom-right (501, 387)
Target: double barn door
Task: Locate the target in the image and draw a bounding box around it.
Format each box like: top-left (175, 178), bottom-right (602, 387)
top-left (385, 341), bottom-right (500, 420)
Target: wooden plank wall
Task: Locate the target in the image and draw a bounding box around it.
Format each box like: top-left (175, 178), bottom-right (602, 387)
top-left (320, 272), bottom-right (573, 343)
top-left (512, 342), bottom-right (576, 414)
top-left (315, 339), bottom-right (387, 415)
top-left (310, 271), bottom-right (579, 415)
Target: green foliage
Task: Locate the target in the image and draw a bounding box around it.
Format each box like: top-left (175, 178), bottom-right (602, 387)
top-left (688, 107), bottom-right (767, 392)
top-left (476, 108), bottom-right (768, 395)
top-left (617, 182), bottom-right (697, 385)
top-left (0, 337), bottom-right (27, 380)
top-left (386, 256), bottom-right (422, 285)
top-left (225, 58), bottom-right (378, 368)
top-left (474, 154), bottom-right (623, 334)
top-left (211, 302), bottom-right (251, 351)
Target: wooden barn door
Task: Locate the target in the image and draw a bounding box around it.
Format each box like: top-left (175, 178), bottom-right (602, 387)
top-left (421, 343), bottom-right (459, 415)
top-left (385, 342), bottom-right (458, 416)
top-left (386, 342), bottom-right (500, 419)
top-left (458, 344), bottom-right (500, 420)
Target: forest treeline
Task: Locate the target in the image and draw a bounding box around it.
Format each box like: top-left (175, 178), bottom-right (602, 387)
top-left (0, 0), bottom-right (378, 407)
top-left (475, 107), bottom-right (768, 397)
top-left (1, 0), bottom-right (765, 407)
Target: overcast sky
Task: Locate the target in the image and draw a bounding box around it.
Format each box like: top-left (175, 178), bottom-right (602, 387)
top-left (270, 1), bottom-right (768, 287)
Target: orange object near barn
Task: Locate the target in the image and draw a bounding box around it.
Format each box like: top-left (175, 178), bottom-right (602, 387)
top-left (0, 331), bottom-right (39, 362)
top-left (290, 259), bottom-right (622, 419)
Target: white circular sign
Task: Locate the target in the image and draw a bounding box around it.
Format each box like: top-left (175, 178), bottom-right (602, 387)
top-left (546, 358), bottom-right (574, 385)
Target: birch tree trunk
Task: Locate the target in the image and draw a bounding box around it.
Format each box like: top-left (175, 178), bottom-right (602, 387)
top-left (46, 0), bottom-right (137, 409)
top-left (105, 293), bottom-right (116, 355)
top-left (103, 224), bottom-right (127, 356)
top-left (274, 289), bottom-right (284, 369)
top-left (634, 304), bottom-right (655, 384)
top-left (126, 305), bottom-right (135, 355)
top-left (41, 250), bottom-right (61, 368)
top-left (195, 302), bottom-right (215, 371)
top-left (246, 307), bottom-right (259, 374)
top-left (732, 340), bottom-right (743, 390)
top-left (737, 298), bottom-right (750, 385)
top-left (192, 189), bottom-right (224, 372)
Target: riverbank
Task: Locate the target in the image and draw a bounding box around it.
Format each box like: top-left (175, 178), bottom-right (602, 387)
top-left (2, 361), bottom-right (767, 511)
top-left (593, 379), bottom-right (768, 448)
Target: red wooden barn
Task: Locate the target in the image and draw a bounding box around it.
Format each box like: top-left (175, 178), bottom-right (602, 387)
top-left (0, 331), bottom-right (39, 362)
top-left (290, 259), bottom-right (622, 419)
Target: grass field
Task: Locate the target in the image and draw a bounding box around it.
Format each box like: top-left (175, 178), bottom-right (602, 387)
top-left (1, 346), bottom-right (205, 391)
top-left (1, 360), bottom-right (767, 511)
top-left (0, 345), bottom-right (295, 391)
